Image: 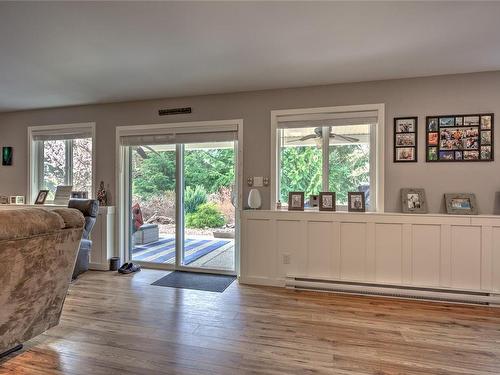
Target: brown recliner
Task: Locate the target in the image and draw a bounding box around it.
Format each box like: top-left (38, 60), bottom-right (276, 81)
top-left (0, 207), bottom-right (84, 357)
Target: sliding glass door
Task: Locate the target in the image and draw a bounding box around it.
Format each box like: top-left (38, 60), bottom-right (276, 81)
top-left (129, 144), bottom-right (178, 266)
top-left (182, 141), bottom-right (235, 271)
top-left (123, 124), bottom-right (239, 274)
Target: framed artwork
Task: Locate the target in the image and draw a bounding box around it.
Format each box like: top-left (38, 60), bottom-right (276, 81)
top-left (2, 146), bottom-right (12, 166)
top-left (426, 114), bottom-right (494, 162)
top-left (10, 196), bottom-right (25, 205)
top-left (288, 192), bottom-right (304, 211)
top-left (445, 193), bottom-right (478, 215)
top-left (348, 192), bottom-right (366, 212)
top-left (71, 191), bottom-right (89, 199)
top-left (319, 192), bottom-right (336, 211)
top-left (35, 190), bottom-right (49, 205)
top-left (401, 188), bottom-right (427, 214)
top-left (394, 117), bottom-right (418, 162)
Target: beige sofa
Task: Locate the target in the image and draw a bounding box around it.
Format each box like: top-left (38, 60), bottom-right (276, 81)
top-left (0, 208), bottom-right (84, 357)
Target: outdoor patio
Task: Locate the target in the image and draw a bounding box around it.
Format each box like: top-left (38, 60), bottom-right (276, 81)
top-left (132, 235), bottom-right (235, 271)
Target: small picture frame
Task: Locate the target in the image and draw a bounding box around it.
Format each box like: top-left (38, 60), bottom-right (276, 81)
top-left (348, 192), bottom-right (366, 212)
top-left (288, 192), bottom-right (305, 211)
top-left (445, 193), bottom-right (478, 215)
top-left (394, 117), bottom-right (418, 162)
top-left (401, 188), bottom-right (427, 214)
top-left (10, 196), bottom-right (25, 205)
top-left (35, 190), bottom-right (49, 205)
top-left (319, 192), bottom-right (336, 211)
top-left (71, 191), bottom-right (89, 199)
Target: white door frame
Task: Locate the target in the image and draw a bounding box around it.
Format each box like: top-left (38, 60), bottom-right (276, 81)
top-left (116, 119), bottom-right (243, 276)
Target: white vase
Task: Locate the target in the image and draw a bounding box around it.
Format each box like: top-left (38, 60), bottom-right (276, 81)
top-left (248, 189), bottom-right (262, 209)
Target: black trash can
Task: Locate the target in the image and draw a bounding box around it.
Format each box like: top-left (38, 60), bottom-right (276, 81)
top-left (109, 257), bottom-right (121, 271)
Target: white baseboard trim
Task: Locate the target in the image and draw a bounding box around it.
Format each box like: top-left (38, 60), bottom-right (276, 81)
top-left (89, 262), bottom-right (110, 271)
top-left (239, 276), bottom-right (286, 287)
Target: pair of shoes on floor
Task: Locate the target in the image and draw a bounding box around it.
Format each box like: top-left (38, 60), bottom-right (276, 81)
top-left (118, 262), bottom-right (141, 274)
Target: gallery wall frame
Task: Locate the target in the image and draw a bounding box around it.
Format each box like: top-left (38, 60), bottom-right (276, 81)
top-left (394, 117), bottom-right (418, 162)
top-left (426, 113), bottom-right (494, 162)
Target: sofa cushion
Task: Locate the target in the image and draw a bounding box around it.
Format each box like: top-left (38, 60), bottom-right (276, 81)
top-left (0, 208), bottom-right (66, 241)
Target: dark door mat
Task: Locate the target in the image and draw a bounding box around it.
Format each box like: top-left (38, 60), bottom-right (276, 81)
top-left (151, 271), bottom-right (236, 293)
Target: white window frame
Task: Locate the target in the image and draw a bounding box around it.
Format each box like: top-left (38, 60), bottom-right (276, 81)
top-left (270, 104), bottom-right (385, 212)
top-left (27, 122), bottom-right (96, 204)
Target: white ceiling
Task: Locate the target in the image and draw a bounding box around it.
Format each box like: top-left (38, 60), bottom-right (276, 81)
top-left (1, 1), bottom-right (500, 112)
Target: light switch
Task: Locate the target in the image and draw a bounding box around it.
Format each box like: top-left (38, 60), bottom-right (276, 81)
top-left (253, 176), bottom-right (263, 187)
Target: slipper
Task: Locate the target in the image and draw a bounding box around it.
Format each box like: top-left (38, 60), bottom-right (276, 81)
top-left (117, 262), bottom-right (129, 273)
top-left (120, 262), bottom-right (141, 274)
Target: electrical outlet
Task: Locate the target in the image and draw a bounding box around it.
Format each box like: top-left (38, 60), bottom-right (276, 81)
top-left (282, 253), bottom-right (291, 265)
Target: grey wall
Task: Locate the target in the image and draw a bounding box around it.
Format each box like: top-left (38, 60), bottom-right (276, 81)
top-left (0, 71), bottom-right (499, 213)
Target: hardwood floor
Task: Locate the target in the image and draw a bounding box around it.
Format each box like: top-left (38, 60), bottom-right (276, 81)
top-left (2, 269), bottom-right (500, 375)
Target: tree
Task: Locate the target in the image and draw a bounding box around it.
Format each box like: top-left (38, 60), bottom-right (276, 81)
top-left (42, 138), bottom-right (92, 200)
top-left (279, 146), bottom-right (322, 203)
top-left (132, 147), bottom-right (235, 200)
top-left (328, 144), bottom-right (369, 205)
top-left (278, 144), bottom-right (369, 205)
top-left (184, 149), bottom-right (234, 193)
top-left (132, 151), bottom-right (176, 199)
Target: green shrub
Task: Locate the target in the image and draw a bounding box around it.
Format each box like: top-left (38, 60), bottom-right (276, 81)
top-left (184, 185), bottom-right (207, 214)
top-left (186, 203), bottom-right (225, 228)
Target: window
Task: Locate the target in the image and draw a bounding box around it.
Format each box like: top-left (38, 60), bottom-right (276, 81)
top-left (272, 105), bottom-right (384, 211)
top-left (29, 123), bottom-right (95, 202)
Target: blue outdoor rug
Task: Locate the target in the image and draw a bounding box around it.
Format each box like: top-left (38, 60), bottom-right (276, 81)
top-left (132, 237), bottom-right (231, 265)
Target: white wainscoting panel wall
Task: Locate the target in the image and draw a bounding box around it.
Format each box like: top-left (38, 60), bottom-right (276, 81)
top-left (241, 210), bottom-right (500, 296)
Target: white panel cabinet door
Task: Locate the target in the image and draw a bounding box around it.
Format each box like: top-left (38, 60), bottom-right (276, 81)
top-left (375, 224), bottom-right (403, 284)
top-left (492, 227), bottom-right (500, 292)
top-left (307, 221), bottom-right (335, 279)
top-left (340, 223), bottom-right (367, 282)
top-left (412, 224), bottom-right (441, 287)
top-left (450, 226), bottom-right (481, 290)
top-left (277, 220), bottom-right (305, 277)
top-left (246, 219), bottom-right (275, 279)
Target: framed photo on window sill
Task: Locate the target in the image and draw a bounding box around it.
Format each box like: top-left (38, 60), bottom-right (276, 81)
top-left (288, 192), bottom-right (305, 211)
top-left (319, 192), bottom-right (336, 211)
top-left (348, 192), bottom-right (366, 212)
top-left (35, 190), bottom-right (49, 205)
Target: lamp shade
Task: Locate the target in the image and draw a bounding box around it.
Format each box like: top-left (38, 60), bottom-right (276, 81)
top-left (248, 188), bottom-right (262, 209)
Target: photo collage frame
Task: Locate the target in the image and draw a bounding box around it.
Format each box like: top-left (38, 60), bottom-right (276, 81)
top-left (426, 113), bottom-right (494, 162)
top-left (394, 117), bottom-right (417, 162)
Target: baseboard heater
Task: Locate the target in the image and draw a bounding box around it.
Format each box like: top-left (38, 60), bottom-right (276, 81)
top-left (286, 277), bottom-right (500, 306)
